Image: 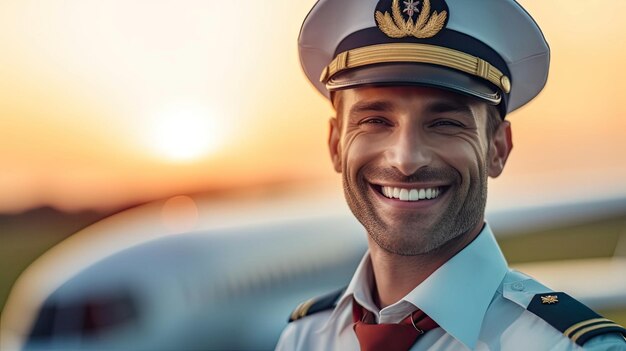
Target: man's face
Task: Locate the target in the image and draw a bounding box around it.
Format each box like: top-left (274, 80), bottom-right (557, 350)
top-left (328, 86), bottom-right (511, 256)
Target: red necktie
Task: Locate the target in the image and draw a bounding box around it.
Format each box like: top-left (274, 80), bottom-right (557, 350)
top-left (352, 298), bottom-right (439, 351)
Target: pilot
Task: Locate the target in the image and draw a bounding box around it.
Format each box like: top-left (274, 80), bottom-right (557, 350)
top-left (276, 0), bottom-right (626, 350)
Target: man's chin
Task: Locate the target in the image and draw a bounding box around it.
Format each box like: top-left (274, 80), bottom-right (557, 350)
top-left (367, 224), bottom-right (448, 256)
top-left (371, 236), bottom-right (442, 256)
top-left (369, 214), bottom-right (486, 255)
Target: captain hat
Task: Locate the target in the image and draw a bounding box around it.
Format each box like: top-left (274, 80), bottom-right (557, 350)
top-left (298, 0), bottom-right (550, 117)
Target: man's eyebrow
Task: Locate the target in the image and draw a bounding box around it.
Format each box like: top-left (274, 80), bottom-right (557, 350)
top-left (425, 100), bottom-right (475, 117)
top-left (349, 100), bottom-right (395, 115)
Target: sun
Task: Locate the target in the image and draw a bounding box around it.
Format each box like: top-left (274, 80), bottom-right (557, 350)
top-left (147, 102), bottom-right (224, 162)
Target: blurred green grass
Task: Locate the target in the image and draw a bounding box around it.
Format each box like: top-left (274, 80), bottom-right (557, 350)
top-left (1, 230), bottom-right (70, 311)
top-left (496, 213), bottom-right (626, 325)
top-left (497, 215), bottom-right (625, 263)
top-left (0, 207), bottom-right (106, 313)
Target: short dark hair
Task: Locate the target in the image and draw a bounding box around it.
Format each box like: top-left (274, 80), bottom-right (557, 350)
top-left (485, 104), bottom-right (503, 139)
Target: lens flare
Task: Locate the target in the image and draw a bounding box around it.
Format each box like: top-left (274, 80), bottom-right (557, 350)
top-left (161, 195), bottom-right (199, 233)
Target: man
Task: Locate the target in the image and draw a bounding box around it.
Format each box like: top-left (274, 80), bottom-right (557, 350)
top-left (276, 0), bottom-right (626, 350)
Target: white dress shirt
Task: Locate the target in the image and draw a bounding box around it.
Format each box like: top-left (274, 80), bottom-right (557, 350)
top-left (276, 224), bottom-right (625, 350)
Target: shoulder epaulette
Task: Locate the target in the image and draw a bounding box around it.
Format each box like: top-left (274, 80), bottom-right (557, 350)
top-left (288, 287), bottom-right (345, 323)
top-left (526, 292), bottom-right (626, 346)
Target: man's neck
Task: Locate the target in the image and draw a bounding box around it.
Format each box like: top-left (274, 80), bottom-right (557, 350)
top-left (368, 223), bottom-right (484, 309)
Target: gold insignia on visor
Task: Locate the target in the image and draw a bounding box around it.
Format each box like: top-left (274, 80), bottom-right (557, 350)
top-left (375, 0), bottom-right (447, 39)
top-left (320, 43), bottom-right (511, 96)
top-left (541, 295), bottom-right (559, 304)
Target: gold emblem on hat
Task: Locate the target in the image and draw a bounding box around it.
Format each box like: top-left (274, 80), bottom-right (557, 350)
top-left (541, 295), bottom-right (559, 304)
top-left (375, 0), bottom-right (447, 39)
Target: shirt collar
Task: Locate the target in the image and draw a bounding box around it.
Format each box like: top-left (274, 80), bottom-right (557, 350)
top-left (321, 224), bottom-right (508, 350)
top-left (403, 224), bottom-right (508, 349)
top-left (319, 251), bottom-right (376, 332)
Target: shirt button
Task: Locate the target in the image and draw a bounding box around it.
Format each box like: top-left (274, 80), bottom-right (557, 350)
top-left (512, 282), bottom-right (525, 291)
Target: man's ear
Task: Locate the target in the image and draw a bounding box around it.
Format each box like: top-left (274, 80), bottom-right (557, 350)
top-left (488, 120), bottom-right (513, 178)
top-left (328, 117), bottom-right (342, 173)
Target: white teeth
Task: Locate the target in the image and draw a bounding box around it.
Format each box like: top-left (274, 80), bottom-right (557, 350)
top-left (399, 188), bottom-right (409, 201)
top-left (380, 186), bottom-right (442, 202)
top-left (418, 189), bottom-right (426, 200)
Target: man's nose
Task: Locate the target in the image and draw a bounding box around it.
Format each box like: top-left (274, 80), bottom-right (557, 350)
top-left (384, 130), bottom-right (432, 176)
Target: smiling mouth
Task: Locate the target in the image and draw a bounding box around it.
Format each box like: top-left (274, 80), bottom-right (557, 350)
top-left (375, 185), bottom-right (445, 202)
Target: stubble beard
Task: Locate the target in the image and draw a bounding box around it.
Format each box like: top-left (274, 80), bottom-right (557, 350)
top-left (343, 165), bottom-right (488, 256)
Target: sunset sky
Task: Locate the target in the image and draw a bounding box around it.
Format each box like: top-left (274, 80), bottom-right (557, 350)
top-left (1, 0), bottom-right (625, 214)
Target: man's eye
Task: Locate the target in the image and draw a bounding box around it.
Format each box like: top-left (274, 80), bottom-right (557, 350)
top-left (359, 117), bottom-right (389, 126)
top-left (431, 120), bottom-right (464, 128)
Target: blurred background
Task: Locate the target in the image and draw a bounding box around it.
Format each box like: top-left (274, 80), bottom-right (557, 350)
top-left (1, 0), bottom-right (626, 349)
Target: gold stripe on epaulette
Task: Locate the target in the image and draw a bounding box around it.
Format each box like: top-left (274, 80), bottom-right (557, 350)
top-left (290, 301), bottom-right (305, 321)
top-left (321, 43), bottom-right (511, 94)
top-left (563, 318), bottom-right (613, 337)
top-left (290, 298), bottom-right (316, 321)
top-left (570, 322), bottom-right (623, 344)
top-left (298, 298), bottom-right (316, 319)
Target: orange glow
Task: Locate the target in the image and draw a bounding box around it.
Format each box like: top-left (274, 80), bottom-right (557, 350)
top-left (0, 0), bottom-right (625, 213)
top-left (144, 102), bottom-right (225, 162)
